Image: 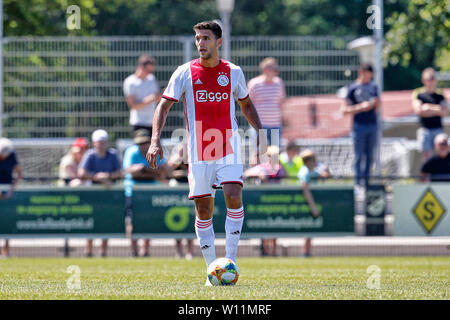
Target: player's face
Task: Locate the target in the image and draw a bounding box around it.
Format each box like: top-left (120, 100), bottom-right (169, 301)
top-left (195, 29), bottom-right (221, 60)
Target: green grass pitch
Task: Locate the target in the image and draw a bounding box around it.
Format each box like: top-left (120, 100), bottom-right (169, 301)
top-left (0, 257), bottom-right (448, 300)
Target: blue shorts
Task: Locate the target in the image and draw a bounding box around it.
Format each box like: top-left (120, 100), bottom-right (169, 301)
top-left (417, 127), bottom-right (443, 152)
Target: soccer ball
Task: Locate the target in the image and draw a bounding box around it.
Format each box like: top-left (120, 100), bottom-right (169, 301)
top-left (207, 258), bottom-right (239, 286)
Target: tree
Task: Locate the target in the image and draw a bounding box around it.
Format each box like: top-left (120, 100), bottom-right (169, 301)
top-left (384, 0), bottom-right (450, 89)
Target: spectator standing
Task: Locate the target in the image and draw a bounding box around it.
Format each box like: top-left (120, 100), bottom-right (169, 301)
top-left (123, 129), bottom-right (168, 257)
top-left (421, 133), bottom-right (450, 182)
top-left (0, 138), bottom-right (22, 257)
top-left (58, 137), bottom-right (89, 187)
top-left (412, 67), bottom-right (448, 163)
top-left (123, 55), bottom-right (162, 133)
top-left (341, 63), bottom-right (380, 190)
top-left (78, 129), bottom-right (122, 257)
top-left (248, 57), bottom-right (286, 146)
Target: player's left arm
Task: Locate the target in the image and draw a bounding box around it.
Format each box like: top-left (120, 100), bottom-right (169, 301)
top-left (238, 97), bottom-right (267, 156)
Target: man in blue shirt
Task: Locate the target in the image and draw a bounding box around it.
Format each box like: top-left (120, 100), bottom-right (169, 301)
top-left (123, 129), bottom-right (167, 257)
top-left (341, 64), bottom-right (381, 189)
top-left (78, 129), bottom-right (122, 257)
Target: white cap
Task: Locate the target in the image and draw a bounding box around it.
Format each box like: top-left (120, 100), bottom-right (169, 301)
top-left (91, 129), bottom-right (109, 142)
top-left (0, 138), bottom-right (13, 157)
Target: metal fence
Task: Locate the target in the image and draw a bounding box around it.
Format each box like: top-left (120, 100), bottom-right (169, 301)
top-left (1, 36), bottom-right (360, 140)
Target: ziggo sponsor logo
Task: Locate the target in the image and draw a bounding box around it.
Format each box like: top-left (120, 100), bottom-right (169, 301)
top-left (195, 90), bottom-right (229, 103)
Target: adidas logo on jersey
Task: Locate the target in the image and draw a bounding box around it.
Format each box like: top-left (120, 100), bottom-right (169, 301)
top-left (194, 79), bottom-right (203, 85)
top-left (230, 230), bottom-right (241, 235)
top-left (201, 245), bottom-right (210, 250)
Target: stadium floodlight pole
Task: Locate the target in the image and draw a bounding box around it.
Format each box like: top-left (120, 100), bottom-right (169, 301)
top-left (216, 0), bottom-right (234, 61)
top-left (374, 0), bottom-right (384, 179)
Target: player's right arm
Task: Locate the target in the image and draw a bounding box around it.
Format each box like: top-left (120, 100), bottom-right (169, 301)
top-left (146, 65), bottom-right (187, 168)
top-left (146, 98), bottom-right (175, 169)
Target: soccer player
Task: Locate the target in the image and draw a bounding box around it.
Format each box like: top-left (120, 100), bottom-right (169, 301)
top-left (146, 21), bottom-right (266, 284)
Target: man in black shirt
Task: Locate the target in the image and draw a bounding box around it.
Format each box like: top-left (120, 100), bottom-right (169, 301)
top-left (421, 133), bottom-right (450, 182)
top-left (412, 68), bottom-right (448, 163)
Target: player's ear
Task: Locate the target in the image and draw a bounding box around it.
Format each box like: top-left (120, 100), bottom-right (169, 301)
top-left (216, 37), bottom-right (222, 48)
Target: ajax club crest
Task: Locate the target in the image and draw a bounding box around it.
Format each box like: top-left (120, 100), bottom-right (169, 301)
top-left (217, 73), bottom-right (229, 86)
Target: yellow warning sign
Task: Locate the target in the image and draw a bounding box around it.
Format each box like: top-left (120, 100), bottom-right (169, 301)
top-left (413, 189), bottom-right (446, 234)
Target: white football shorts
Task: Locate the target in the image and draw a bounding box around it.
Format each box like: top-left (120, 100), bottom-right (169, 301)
top-left (187, 155), bottom-right (243, 200)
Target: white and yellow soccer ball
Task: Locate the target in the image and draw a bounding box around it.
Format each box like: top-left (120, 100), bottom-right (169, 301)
top-left (207, 257), bottom-right (239, 286)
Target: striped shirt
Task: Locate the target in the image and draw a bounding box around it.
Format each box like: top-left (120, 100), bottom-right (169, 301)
top-left (247, 75), bottom-right (285, 127)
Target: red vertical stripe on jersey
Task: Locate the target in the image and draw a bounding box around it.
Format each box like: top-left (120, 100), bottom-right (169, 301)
top-left (190, 59), bottom-right (233, 161)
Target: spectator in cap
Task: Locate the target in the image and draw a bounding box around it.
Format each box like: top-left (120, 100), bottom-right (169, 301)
top-left (123, 128), bottom-right (168, 257)
top-left (78, 130), bottom-right (122, 187)
top-left (78, 129), bottom-right (122, 257)
top-left (421, 133), bottom-right (450, 182)
top-left (58, 137), bottom-right (89, 187)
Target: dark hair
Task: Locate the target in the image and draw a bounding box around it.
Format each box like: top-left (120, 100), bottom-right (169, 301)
top-left (286, 141), bottom-right (298, 152)
top-left (359, 63), bottom-right (373, 73)
top-left (193, 21), bottom-right (222, 39)
top-left (138, 55), bottom-right (155, 66)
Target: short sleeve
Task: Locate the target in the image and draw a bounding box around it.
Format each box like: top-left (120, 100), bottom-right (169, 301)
top-left (79, 151), bottom-right (93, 172)
top-left (122, 147), bottom-right (133, 169)
top-left (123, 78), bottom-right (132, 97)
top-left (110, 150), bottom-right (122, 172)
top-left (372, 83), bottom-right (379, 98)
top-left (345, 85), bottom-right (354, 105)
top-left (421, 158), bottom-right (433, 174)
top-left (297, 166), bottom-right (310, 184)
top-left (162, 66), bottom-right (186, 102)
top-left (235, 67), bottom-right (249, 101)
top-left (10, 152), bottom-right (18, 167)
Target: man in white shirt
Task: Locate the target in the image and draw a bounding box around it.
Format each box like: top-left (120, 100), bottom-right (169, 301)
top-left (123, 55), bottom-right (162, 133)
